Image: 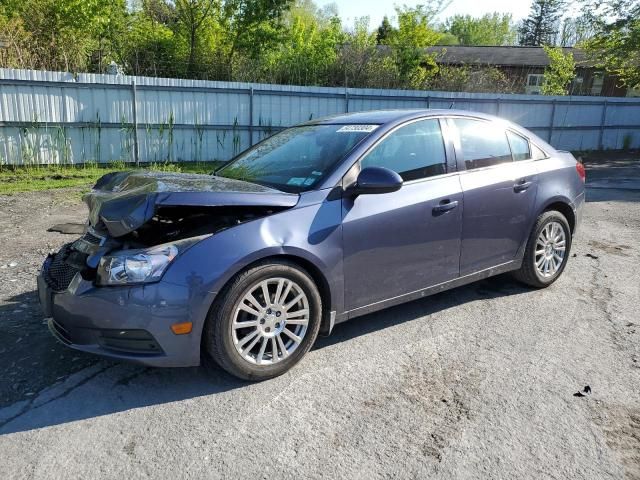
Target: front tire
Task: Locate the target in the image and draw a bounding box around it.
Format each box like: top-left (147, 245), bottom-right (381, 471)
top-left (204, 260), bottom-right (322, 381)
top-left (514, 211), bottom-right (572, 288)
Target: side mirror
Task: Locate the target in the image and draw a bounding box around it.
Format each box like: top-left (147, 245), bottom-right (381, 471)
top-left (346, 167), bottom-right (403, 196)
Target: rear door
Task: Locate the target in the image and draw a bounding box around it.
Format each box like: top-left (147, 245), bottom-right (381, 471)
top-left (342, 118), bottom-right (463, 312)
top-left (448, 118), bottom-right (539, 275)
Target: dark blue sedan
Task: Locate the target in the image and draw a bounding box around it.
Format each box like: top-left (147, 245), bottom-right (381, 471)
top-left (38, 110), bottom-right (586, 380)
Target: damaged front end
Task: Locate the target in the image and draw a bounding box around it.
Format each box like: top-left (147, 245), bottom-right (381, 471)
top-left (42, 170), bottom-right (299, 293)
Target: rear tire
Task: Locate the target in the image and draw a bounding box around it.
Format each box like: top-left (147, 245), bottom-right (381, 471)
top-left (204, 260), bottom-right (322, 381)
top-left (514, 211), bottom-right (572, 288)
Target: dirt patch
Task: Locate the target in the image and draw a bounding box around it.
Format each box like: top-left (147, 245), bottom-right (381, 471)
top-left (588, 240), bottom-right (633, 257)
top-left (591, 402), bottom-right (640, 480)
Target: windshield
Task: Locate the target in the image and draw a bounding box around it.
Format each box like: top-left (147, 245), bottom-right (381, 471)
top-left (216, 124), bottom-right (379, 192)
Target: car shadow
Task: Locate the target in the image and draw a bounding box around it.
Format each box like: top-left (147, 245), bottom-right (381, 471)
top-left (0, 274), bottom-right (530, 435)
top-left (315, 274), bottom-right (530, 349)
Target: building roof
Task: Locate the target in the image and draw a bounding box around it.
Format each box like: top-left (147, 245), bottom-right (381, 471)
top-left (429, 46), bottom-right (592, 68)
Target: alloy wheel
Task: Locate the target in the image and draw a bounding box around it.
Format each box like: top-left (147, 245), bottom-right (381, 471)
top-left (535, 221), bottom-right (567, 278)
top-left (232, 277), bottom-right (310, 365)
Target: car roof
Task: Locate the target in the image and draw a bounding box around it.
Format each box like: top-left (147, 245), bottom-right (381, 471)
top-left (309, 109), bottom-right (502, 126)
top-left (307, 108), bottom-right (556, 160)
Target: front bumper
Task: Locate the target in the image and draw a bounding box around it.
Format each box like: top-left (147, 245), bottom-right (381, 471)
top-left (37, 257), bottom-right (210, 368)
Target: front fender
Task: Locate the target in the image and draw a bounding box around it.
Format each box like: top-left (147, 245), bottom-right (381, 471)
top-left (161, 200), bottom-right (344, 339)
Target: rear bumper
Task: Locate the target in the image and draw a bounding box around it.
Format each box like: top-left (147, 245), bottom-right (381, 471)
top-left (38, 263), bottom-right (212, 368)
top-left (573, 190), bottom-right (585, 234)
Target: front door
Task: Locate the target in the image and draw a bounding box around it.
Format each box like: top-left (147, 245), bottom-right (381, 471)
top-left (342, 118), bottom-right (463, 312)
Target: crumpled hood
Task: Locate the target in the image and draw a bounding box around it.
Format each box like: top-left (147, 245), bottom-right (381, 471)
top-left (83, 171), bottom-right (299, 237)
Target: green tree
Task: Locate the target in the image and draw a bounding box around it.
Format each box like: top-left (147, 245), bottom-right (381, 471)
top-left (123, 5), bottom-right (178, 76)
top-left (435, 32), bottom-right (459, 46)
top-left (332, 16), bottom-right (399, 88)
top-left (250, 0), bottom-right (343, 85)
top-left (519, 0), bottom-right (565, 46)
top-left (541, 45), bottom-right (576, 95)
top-left (174, 0), bottom-right (216, 77)
top-left (445, 13), bottom-right (516, 46)
top-left (558, 14), bottom-right (595, 47)
top-left (0, 0), bottom-right (128, 72)
top-left (376, 16), bottom-right (395, 44)
top-left (220, 0), bottom-right (294, 63)
top-left (583, 0), bottom-right (640, 90)
top-left (385, 3), bottom-right (444, 89)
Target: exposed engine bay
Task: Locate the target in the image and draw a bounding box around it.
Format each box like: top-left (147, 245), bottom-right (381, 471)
top-left (95, 205), bottom-right (284, 250)
top-left (42, 170), bottom-right (299, 291)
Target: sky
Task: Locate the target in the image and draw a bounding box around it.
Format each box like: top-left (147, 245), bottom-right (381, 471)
top-left (314, 0), bottom-right (535, 29)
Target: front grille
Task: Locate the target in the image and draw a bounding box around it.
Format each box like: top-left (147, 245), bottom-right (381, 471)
top-left (82, 230), bottom-right (104, 245)
top-left (44, 244), bottom-right (81, 292)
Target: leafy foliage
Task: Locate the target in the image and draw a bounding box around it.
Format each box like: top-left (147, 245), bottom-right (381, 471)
top-left (376, 16), bottom-right (395, 45)
top-left (445, 13), bottom-right (516, 46)
top-left (0, 0), bottom-right (633, 96)
top-left (541, 45), bottom-right (576, 95)
top-left (0, 0), bottom-right (127, 72)
top-left (249, 1), bottom-right (344, 85)
top-left (428, 65), bottom-right (518, 93)
top-left (383, 4), bottom-right (444, 89)
top-left (583, 0), bottom-right (640, 89)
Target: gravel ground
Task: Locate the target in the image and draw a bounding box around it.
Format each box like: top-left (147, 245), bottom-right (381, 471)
top-left (0, 162), bottom-right (639, 479)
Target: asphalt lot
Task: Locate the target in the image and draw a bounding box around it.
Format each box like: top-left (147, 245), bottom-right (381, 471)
top-left (1, 158), bottom-right (639, 479)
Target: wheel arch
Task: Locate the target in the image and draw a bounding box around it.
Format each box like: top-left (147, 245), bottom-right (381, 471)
top-left (541, 199), bottom-right (576, 233)
top-left (203, 252), bottom-right (335, 339)
top-left (517, 196), bottom-right (576, 260)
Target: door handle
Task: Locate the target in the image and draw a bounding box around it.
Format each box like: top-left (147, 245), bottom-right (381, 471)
top-left (514, 179), bottom-right (532, 192)
top-left (433, 199), bottom-right (459, 214)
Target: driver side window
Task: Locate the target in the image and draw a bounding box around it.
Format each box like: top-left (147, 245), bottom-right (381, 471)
top-left (361, 119), bottom-right (447, 181)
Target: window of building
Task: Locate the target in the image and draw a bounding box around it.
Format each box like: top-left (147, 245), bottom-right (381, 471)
top-left (591, 73), bottom-right (604, 96)
top-left (527, 74), bottom-right (544, 87)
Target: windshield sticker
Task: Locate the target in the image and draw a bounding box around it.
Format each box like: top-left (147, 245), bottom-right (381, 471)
top-left (303, 178), bottom-right (316, 186)
top-left (337, 125), bottom-right (379, 133)
top-left (311, 171), bottom-right (323, 176)
top-left (286, 177), bottom-right (306, 186)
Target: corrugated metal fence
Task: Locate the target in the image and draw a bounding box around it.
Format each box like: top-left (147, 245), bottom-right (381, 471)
top-left (1, 67), bottom-right (639, 165)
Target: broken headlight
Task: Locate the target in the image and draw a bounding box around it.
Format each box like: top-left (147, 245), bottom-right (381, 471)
top-left (96, 236), bottom-right (208, 286)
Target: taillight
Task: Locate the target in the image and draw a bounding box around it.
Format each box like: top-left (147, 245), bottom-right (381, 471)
top-left (576, 162), bottom-right (586, 183)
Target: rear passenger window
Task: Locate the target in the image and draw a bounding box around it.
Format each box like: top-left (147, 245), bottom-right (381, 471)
top-left (531, 143), bottom-right (547, 160)
top-left (361, 119), bottom-right (446, 181)
top-left (452, 119), bottom-right (512, 170)
top-left (507, 131), bottom-right (531, 161)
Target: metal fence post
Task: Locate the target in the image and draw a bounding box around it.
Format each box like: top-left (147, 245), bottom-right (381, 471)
top-left (496, 97), bottom-right (501, 116)
top-left (131, 79), bottom-right (140, 166)
top-left (249, 87), bottom-right (254, 146)
top-left (345, 88), bottom-right (349, 113)
top-left (598, 100), bottom-right (608, 150)
top-left (60, 85), bottom-right (69, 165)
top-left (426, 95), bottom-right (430, 109)
top-left (549, 99), bottom-right (557, 144)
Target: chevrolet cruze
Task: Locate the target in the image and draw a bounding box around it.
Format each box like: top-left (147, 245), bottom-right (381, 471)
top-left (38, 110), bottom-right (586, 380)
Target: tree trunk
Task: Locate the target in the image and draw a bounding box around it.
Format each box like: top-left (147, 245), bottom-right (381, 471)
top-left (188, 27), bottom-right (197, 77)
